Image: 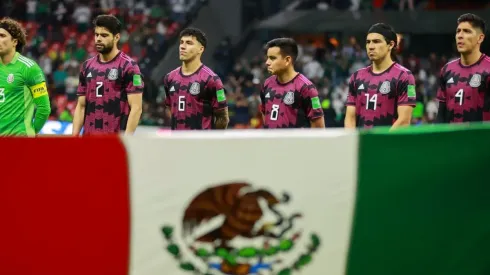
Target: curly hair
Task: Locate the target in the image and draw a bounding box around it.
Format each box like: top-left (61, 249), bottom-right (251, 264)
top-left (0, 17), bottom-right (27, 52)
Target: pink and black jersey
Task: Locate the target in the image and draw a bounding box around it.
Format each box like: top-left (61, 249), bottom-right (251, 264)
top-left (436, 54), bottom-right (490, 123)
top-left (346, 63), bottom-right (416, 128)
top-left (260, 73), bottom-right (324, 128)
top-left (77, 51), bottom-right (144, 134)
top-left (163, 65), bottom-right (227, 130)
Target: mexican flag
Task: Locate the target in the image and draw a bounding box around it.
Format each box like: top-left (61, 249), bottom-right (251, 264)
top-left (1, 124), bottom-right (489, 275)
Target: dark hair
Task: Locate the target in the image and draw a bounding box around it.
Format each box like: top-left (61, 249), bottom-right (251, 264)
top-left (0, 17), bottom-right (27, 52)
top-left (179, 27), bottom-right (207, 48)
top-left (457, 13), bottom-right (486, 34)
top-left (265, 38), bottom-right (298, 62)
top-left (93, 15), bottom-right (122, 35)
top-left (368, 23), bottom-right (398, 61)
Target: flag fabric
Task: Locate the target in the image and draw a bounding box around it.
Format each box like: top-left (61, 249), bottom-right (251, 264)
top-left (1, 124), bottom-right (490, 275)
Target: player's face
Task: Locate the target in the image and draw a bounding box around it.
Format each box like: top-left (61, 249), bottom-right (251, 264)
top-left (94, 26), bottom-right (119, 55)
top-left (265, 47), bottom-right (291, 75)
top-left (455, 22), bottom-right (484, 54)
top-left (366, 33), bottom-right (393, 62)
top-left (0, 28), bottom-right (16, 57)
top-left (179, 35), bottom-right (204, 62)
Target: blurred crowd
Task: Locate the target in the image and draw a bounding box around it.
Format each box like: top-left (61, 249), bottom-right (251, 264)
top-left (140, 36), bottom-right (457, 128)
top-left (295, 0), bottom-right (489, 11)
top-left (221, 37), bottom-right (456, 128)
top-left (1, 1), bottom-right (472, 129)
top-left (1, 0), bottom-right (199, 123)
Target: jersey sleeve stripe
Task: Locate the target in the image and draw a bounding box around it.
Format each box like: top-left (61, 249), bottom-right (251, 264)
top-left (18, 57), bottom-right (34, 67)
top-left (298, 74), bottom-right (313, 86)
top-left (18, 56), bottom-right (35, 67)
top-left (202, 66), bottom-right (217, 77)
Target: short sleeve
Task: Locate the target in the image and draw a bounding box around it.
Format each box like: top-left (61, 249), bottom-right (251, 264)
top-left (76, 62), bottom-right (87, 96)
top-left (397, 71), bottom-right (417, 106)
top-left (123, 62), bottom-right (144, 94)
top-left (436, 66), bottom-right (447, 103)
top-left (346, 73), bottom-right (357, 106)
top-left (207, 75), bottom-right (227, 110)
top-left (301, 83), bottom-right (324, 120)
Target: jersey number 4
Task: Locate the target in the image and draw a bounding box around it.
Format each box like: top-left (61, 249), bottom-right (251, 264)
top-left (0, 88), bottom-right (5, 103)
top-left (455, 89), bottom-right (464, 105)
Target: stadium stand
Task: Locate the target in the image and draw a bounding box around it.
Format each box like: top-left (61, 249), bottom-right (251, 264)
top-left (1, 0), bottom-right (203, 126)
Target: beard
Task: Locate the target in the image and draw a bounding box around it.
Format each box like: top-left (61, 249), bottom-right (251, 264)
top-left (96, 41), bottom-right (114, 54)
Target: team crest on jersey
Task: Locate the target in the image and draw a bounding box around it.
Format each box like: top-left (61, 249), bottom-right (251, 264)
top-left (283, 91), bottom-right (295, 105)
top-left (469, 74), bottom-right (481, 88)
top-left (7, 73), bottom-right (14, 83)
top-left (189, 82), bottom-right (200, 95)
top-left (379, 81), bottom-right (391, 94)
top-left (108, 68), bottom-right (118, 80)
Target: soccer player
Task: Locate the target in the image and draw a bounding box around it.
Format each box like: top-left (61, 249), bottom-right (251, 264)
top-left (162, 27), bottom-right (229, 130)
top-left (0, 18), bottom-right (50, 136)
top-left (437, 13), bottom-right (489, 123)
top-left (260, 38), bottom-right (325, 128)
top-left (72, 15), bottom-right (143, 135)
top-left (345, 23), bottom-right (416, 129)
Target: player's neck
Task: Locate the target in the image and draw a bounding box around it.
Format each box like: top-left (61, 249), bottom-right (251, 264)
top-left (99, 49), bottom-right (120, 63)
top-left (0, 50), bottom-right (16, 65)
top-left (460, 50), bottom-right (482, 66)
top-left (277, 68), bottom-right (298, 84)
top-left (181, 58), bottom-right (202, 75)
top-left (372, 57), bottom-right (394, 74)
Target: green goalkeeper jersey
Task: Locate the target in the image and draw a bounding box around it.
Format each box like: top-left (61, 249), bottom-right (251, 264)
top-left (0, 52), bottom-right (50, 136)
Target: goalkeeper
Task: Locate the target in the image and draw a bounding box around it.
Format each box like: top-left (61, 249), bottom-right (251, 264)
top-left (0, 18), bottom-right (50, 136)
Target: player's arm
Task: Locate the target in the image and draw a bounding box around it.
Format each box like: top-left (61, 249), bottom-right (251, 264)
top-left (392, 106), bottom-right (413, 128)
top-left (72, 96), bottom-right (86, 136)
top-left (436, 67), bottom-right (447, 123)
top-left (392, 71), bottom-right (416, 129)
top-left (345, 74), bottom-right (357, 128)
top-left (302, 84), bottom-right (325, 128)
top-left (26, 64), bottom-right (51, 134)
top-left (209, 76), bottom-right (229, 129)
top-left (259, 86), bottom-right (266, 125)
top-left (126, 93), bottom-right (143, 135)
top-left (124, 65), bottom-right (145, 135)
top-left (72, 64), bottom-right (87, 136)
top-left (214, 108), bottom-right (229, 129)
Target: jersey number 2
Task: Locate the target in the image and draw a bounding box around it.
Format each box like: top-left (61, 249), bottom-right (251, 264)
top-left (96, 81), bottom-right (103, 97)
top-left (0, 88), bottom-right (5, 103)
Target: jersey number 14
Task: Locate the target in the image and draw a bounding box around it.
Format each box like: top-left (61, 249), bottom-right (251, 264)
top-left (365, 94), bottom-right (377, 110)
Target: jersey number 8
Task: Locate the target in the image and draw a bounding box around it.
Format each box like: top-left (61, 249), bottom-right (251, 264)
top-left (270, 104), bottom-right (280, 120)
top-left (0, 88), bottom-right (5, 103)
